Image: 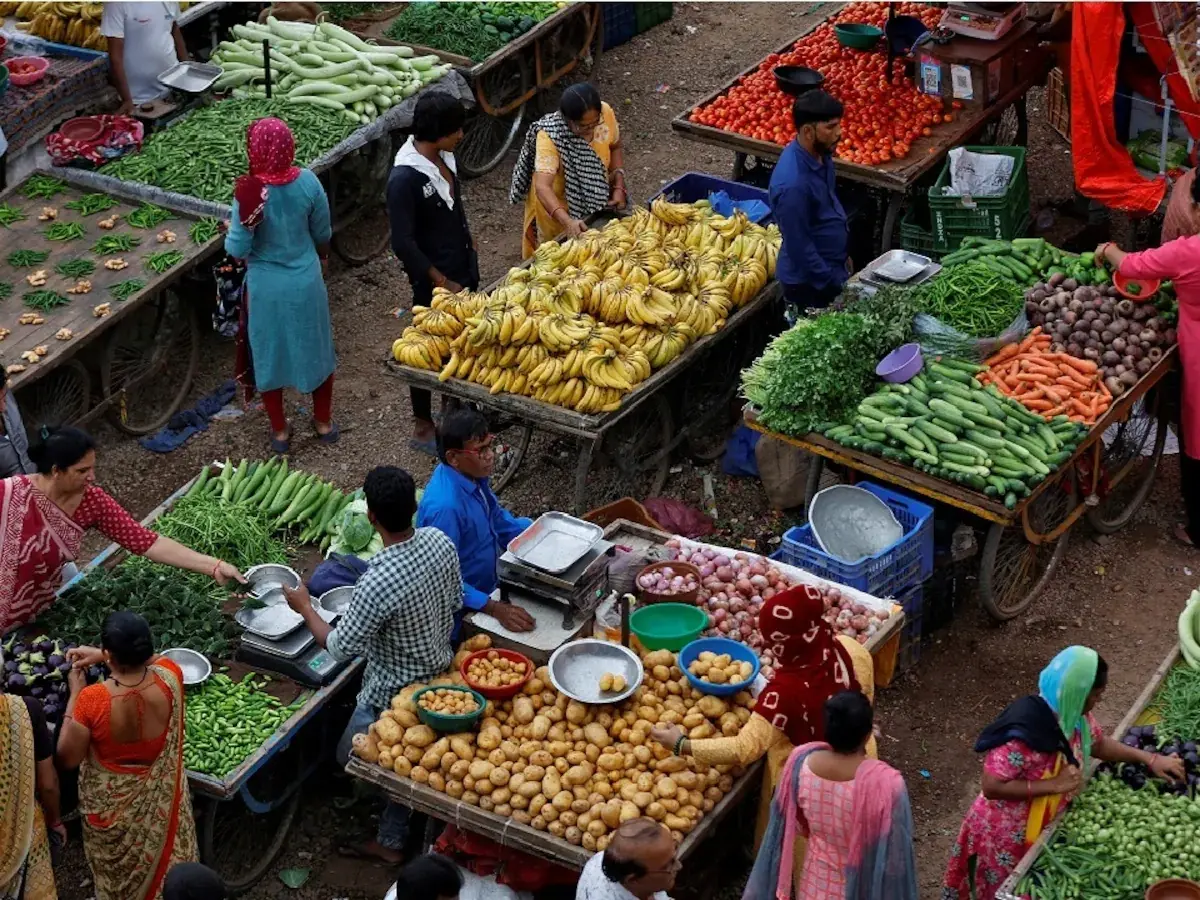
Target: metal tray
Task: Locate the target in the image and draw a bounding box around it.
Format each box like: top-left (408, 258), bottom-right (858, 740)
top-left (859, 249), bottom-right (941, 287)
top-left (161, 648), bottom-right (211, 685)
top-left (158, 61), bottom-right (222, 93)
top-left (235, 589), bottom-right (336, 641)
top-left (548, 638), bottom-right (643, 705)
top-left (507, 512), bottom-right (604, 574)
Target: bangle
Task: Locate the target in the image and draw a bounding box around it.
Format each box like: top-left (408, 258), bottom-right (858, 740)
top-left (673, 734), bottom-right (686, 756)
top-left (611, 167), bottom-right (626, 178)
top-left (549, 206), bottom-right (565, 222)
top-left (211, 560), bottom-right (221, 580)
top-left (1149, 752), bottom-right (1159, 769)
top-left (1027, 780), bottom-right (1033, 801)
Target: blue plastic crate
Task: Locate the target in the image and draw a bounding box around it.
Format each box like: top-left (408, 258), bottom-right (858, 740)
top-left (895, 581), bottom-right (926, 675)
top-left (651, 172), bottom-right (773, 224)
top-left (777, 482), bottom-right (934, 597)
top-left (602, 3), bottom-right (638, 50)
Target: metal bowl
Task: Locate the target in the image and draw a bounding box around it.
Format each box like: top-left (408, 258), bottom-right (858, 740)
top-left (316, 586), bottom-right (354, 618)
top-left (808, 485), bottom-right (903, 564)
top-left (548, 639), bottom-right (643, 705)
top-left (161, 647), bottom-right (211, 686)
top-left (244, 564), bottom-right (300, 597)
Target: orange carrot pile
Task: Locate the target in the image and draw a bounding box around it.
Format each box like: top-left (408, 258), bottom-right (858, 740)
top-left (980, 327), bottom-right (1112, 425)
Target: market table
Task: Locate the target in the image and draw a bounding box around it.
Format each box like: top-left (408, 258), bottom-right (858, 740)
top-left (0, 50), bottom-right (112, 161)
top-left (745, 347), bottom-right (1176, 623)
top-left (669, 16), bottom-right (1042, 250)
top-left (0, 172), bottom-right (223, 435)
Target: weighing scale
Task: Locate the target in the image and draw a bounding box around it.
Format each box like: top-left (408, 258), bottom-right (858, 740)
top-left (236, 625), bottom-right (352, 688)
top-left (939, 2), bottom-right (1025, 41)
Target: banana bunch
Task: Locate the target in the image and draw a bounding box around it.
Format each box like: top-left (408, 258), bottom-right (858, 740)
top-left (17, 2), bottom-right (106, 48)
top-left (678, 284), bottom-right (733, 336)
top-left (651, 195), bottom-right (702, 227)
top-left (717, 256), bottom-right (769, 307)
top-left (392, 329), bottom-right (448, 371)
top-left (641, 321), bottom-right (697, 370)
top-left (589, 275), bottom-right (640, 326)
top-left (462, 298), bottom-right (537, 349)
top-left (431, 286), bottom-right (485, 320)
top-left (538, 312), bottom-right (594, 352)
top-left (625, 286), bottom-right (676, 327)
top-left (411, 305), bottom-right (464, 339)
top-left (582, 347), bottom-right (649, 391)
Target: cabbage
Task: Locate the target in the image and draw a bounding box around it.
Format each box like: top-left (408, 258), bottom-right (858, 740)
top-left (331, 498), bottom-right (373, 555)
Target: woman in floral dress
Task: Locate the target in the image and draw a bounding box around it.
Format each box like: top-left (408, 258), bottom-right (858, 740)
top-left (942, 647), bottom-right (1186, 900)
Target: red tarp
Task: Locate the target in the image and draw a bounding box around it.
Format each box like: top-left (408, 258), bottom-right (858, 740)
top-left (1071, 2), bottom-right (1167, 215)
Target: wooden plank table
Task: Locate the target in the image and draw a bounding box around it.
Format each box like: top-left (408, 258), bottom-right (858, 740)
top-left (0, 173), bottom-right (221, 398)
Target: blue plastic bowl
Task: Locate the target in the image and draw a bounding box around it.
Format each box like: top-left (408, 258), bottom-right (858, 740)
top-left (876, 343), bottom-right (923, 383)
top-left (678, 637), bottom-right (761, 696)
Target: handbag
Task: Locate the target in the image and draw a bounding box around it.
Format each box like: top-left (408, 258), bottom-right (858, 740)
top-left (212, 255), bottom-right (247, 338)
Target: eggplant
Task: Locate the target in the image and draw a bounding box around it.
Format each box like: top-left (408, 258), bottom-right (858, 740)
top-left (29, 686), bottom-right (44, 698)
top-left (46, 653), bottom-right (64, 669)
top-left (2, 660), bottom-right (17, 674)
top-left (1122, 734), bottom-right (1140, 747)
top-left (5, 674), bottom-right (25, 690)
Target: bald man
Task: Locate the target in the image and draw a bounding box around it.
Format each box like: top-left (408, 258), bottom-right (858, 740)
top-left (577, 818), bottom-right (680, 900)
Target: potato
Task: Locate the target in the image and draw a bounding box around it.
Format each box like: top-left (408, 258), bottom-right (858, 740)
top-left (427, 771), bottom-right (447, 792)
top-left (489, 767), bottom-right (510, 787)
top-left (404, 745), bottom-right (425, 764)
top-left (552, 790), bottom-right (574, 811)
top-left (450, 736), bottom-right (475, 759)
top-left (665, 814), bottom-right (694, 834)
top-left (518, 780), bottom-right (541, 800)
top-left (411, 765), bottom-right (431, 784)
top-left (531, 816), bottom-right (547, 831)
top-left (655, 777), bottom-right (678, 799)
top-left (523, 764), bottom-right (547, 782)
top-left (656, 756), bottom-right (687, 774)
top-left (571, 798), bottom-right (590, 815)
top-left (547, 820), bottom-right (566, 838)
top-left (633, 745), bottom-right (653, 765)
top-left (597, 752), bottom-right (624, 773)
top-left (523, 678), bottom-right (544, 695)
top-left (643, 650), bottom-right (674, 668)
top-left (352, 733), bottom-right (380, 763)
top-left (681, 712), bottom-right (705, 730)
top-left (402, 724), bottom-right (435, 749)
top-left (689, 723), bottom-right (715, 740)
top-left (566, 701), bottom-right (588, 725)
top-left (531, 716), bottom-right (551, 740)
top-left (547, 741), bottom-right (571, 758)
top-left (393, 755), bottom-right (413, 777)
top-left (594, 781), bottom-right (613, 799)
top-left (619, 800), bottom-right (641, 823)
top-left (393, 709), bottom-right (419, 729)
top-left (449, 759), bottom-right (470, 781)
top-left (688, 790), bottom-right (705, 809)
top-left (619, 783), bottom-right (639, 801)
top-left (378, 748), bottom-right (395, 770)
top-left (439, 752), bottom-right (459, 773)
top-left (659, 798), bottom-right (680, 814)
top-left (632, 791), bottom-right (654, 810)
top-left (600, 800), bottom-right (623, 828)
top-left (488, 749), bottom-right (507, 767)
top-left (529, 793), bottom-right (548, 815)
top-left (491, 787), bottom-right (512, 805)
top-left (584, 744), bottom-right (601, 764)
top-left (542, 805), bottom-right (559, 823)
top-left (513, 809), bottom-right (532, 825)
top-left (469, 760), bottom-right (494, 781)
top-left (512, 697), bottom-right (535, 725)
top-left (420, 747), bottom-right (443, 770)
top-left (583, 722), bottom-right (612, 748)
top-left (652, 665), bottom-right (671, 682)
top-left (646, 800), bottom-right (666, 820)
top-left (565, 826), bottom-right (583, 846)
top-left (479, 796), bottom-right (495, 812)
top-left (376, 718), bottom-right (403, 747)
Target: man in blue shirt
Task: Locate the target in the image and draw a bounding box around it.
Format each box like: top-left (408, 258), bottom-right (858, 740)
top-left (417, 408), bottom-right (536, 634)
top-left (768, 90), bottom-right (849, 323)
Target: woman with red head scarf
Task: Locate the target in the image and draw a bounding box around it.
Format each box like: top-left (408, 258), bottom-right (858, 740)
top-left (225, 117), bottom-right (337, 452)
top-left (650, 584), bottom-right (877, 889)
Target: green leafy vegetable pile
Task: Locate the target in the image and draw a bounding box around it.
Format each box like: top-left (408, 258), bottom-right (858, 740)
top-left (136, 494), bottom-right (288, 574)
top-left (385, 2), bottom-right (559, 61)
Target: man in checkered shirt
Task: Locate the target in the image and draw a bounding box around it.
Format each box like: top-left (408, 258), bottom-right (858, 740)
top-left (284, 465), bottom-right (463, 864)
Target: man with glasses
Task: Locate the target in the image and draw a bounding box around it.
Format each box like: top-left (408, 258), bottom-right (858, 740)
top-left (577, 818), bottom-right (680, 900)
top-left (417, 408), bottom-right (536, 634)
top-left (0, 368), bottom-right (34, 479)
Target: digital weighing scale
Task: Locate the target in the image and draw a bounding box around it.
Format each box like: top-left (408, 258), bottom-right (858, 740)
top-left (236, 625), bottom-right (352, 687)
top-left (939, 2), bottom-right (1025, 41)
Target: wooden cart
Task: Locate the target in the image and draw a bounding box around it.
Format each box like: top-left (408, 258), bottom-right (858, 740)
top-left (0, 174), bottom-right (223, 436)
top-left (996, 644), bottom-right (1183, 900)
top-left (745, 348), bottom-right (1176, 622)
top-left (386, 279), bottom-right (780, 513)
top-left (59, 467), bottom-right (365, 895)
top-left (669, 17), bottom-right (1041, 251)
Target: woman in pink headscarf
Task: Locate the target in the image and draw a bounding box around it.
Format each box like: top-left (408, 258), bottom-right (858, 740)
top-left (225, 117), bottom-right (338, 453)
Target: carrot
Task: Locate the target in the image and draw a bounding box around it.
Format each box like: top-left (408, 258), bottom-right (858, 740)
top-left (1046, 404), bottom-right (1068, 417)
top-left (1016, 329), bottom-right (1044, 354)
top-left (1024, 399), bottom-right (1054, 411)
top-left (987, 343), bottom-right (1021, 366)
top-left (1057, 355), bottom-right (1098, 375)
top-left (1055, 375), bottom-right (1091, 391)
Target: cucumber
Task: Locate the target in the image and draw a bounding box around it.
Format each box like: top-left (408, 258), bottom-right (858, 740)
top-left (884, 424), bottom-right (925, 453)
top-left (928, 399), bottom-right (977, 430)
top-left (929, 362), bottom-right (974, 385)
top-left (935, 357), bottom-right (986, 376)
top-left (987, 475), bottom-right (1010, 495)
top-left (269, 472), bottom-right (304, 515)
top-left (932, 416), bottom-right (967, 436)
top-left (910, 374), bottom-right (930, 392)
top-left (1004, 492), bottom-right (1018, 509)
top-left (961, 408), bottom-right (1012, 434)
top-left (973, 390), bottom-right (1006, 420)
top-left (941, 460), bottom-right (989, 476)
top-left (856, 404), bottom-right (887, 423)
top-left (904, 396), bottom-right (934, 417)
top-left (966, 429), bottom-right (1006, 450)
top-left (940, 450), bottom-right (985, 467)
top-left (952, 440), bottom-right (991, 461)
top-left (915, 419), bottom-right (957, 443)
top-left (260, 460), bottom-right (290, 511)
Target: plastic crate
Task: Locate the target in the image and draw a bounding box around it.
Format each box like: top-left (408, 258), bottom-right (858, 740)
top-left (651, 172), bottom-right (773, 224)
top-left (929, 146), bottom-right (1030, 251)
top-left (899, 207), bottom-right (938, 258)
top-left (895, 581), bottom-right (927, 675)
top-left (634, 2), bottom-right (673, 34)
top-left (777, 482), bottom-right (934, 597)
top-left (602, 3), bottom-right (638, 50)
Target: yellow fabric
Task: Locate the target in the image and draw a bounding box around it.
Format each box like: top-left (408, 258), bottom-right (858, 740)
top-left (0, 695), bottom-right (55, 900)
top-left (521, 102), bottom-right (620, 258)
top-left (1025, 756), bottom-right (1064, 845)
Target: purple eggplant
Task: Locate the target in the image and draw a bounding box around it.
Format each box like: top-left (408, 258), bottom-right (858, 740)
top-left (5, 674), bottom-right (25, 690)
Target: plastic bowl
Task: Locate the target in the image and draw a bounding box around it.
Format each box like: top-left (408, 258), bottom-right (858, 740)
top-left (1113, 270), bottom-right (1161, 302)
top-left (6, 56), bottom-right (49, 86)
top-left (678, 637), bottom-right (760, 697)
top-left (459, 648), bottom-right (534, 700)
top-left (630, 602), bottom-right (708, 652)
top-left (1146, 879), bottom-right (1200, 900)
top-left (636, 560), bottom-right (701, 607)
top-left (412, 685), bottom-right (486, 732)
top-left (835, 23), bottom-right (884, 49)
top-left (60, 116), bottom-right (106, 143)
top-left (773, 65), bottom-right (824, 96)
top-left (876, 342), bottom-right (923, 383)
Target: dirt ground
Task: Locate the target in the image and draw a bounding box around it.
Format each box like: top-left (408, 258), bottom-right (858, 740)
top-left (45, 4), bottom-right (1195, 899)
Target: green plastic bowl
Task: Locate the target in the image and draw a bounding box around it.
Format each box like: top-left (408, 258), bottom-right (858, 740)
top-left (630, 602), bottom-right (708, 652)
top-left (835, 22), bottom-right (884, 49)
top-left (412, 685), bottom-right (486, 733)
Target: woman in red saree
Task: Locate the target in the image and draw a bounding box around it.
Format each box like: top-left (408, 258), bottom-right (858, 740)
top-left (57, 611), bottom-right (198, 900)
top-left (0, 426), bottom-right (244, 632)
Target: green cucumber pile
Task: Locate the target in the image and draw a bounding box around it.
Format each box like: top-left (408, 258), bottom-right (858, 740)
top-left (940, 237), bottom-right (1076, 287)
top-left (823, 357), bottom-right (1088, 507)
top-left (184, 670), bottom-right (302, 777)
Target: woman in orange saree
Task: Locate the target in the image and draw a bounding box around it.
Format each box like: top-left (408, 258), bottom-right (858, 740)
top-left (0, 691), bottom-right (58, 900)
top-left (57, 611), bottom-right (198, 900)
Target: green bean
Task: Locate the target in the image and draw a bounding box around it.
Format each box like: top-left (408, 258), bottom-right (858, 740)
top-left (91, 234), bottom-right (139, 255)
top-left (23, 290), bottom-right (69, 311)
top-left (918, 261), bottom-right (1025, 338)
top-left (110, 279), bottom-right (144, 301)
top-left (145, 250), bottom-right (183, 273)
top-left (7, 249), bottom-right (50, 267)
top-left (54, 258), bottom-right (96, 279)
top-left (64, 193), bottom-right (120, 216)
top-left (0, 203), bottom-right (27, 227)
top-left (0, 283), bottom-right (12, 301)
top-left (21, 175), bottom-right (67, 200)
top-left (43, 221), bottom-right (85, 242)
top-left (126, 203), bottom-right (173, 229)
top-left (189, 216), bottom-right (222, 244)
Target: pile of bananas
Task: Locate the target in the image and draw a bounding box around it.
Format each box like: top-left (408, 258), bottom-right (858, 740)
top-left (4, 2), bottom-right (107, 50)
top-left (392, 198), bottom-right (780, 415)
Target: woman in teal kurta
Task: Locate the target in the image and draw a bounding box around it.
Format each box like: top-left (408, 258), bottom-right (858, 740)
top-left (225, 117), bottom-right (338, 452)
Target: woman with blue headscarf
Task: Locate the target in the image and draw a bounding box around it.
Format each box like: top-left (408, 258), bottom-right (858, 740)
top-left (942, 647), bottom-right (1186, 900)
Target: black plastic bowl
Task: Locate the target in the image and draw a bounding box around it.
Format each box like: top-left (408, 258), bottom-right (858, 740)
top-left (773, 65), bottom-right (824, 97)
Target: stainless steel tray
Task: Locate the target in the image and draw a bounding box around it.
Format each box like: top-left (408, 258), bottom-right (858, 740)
top-left (547, 639), bottom-right (643, 705)
top-left (507, 512), bottom-right (603, 574)
top-left (859, 249), bottom-right (941, 287)
top-left (235, 589), bottom-right (336, 641)
top-left (161, 648), bottom-right (211, 685)
top-left (158, 61), bottom-right (222, 93)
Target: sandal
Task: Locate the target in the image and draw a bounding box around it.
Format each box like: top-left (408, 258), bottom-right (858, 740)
top-left (316, 422), bottom-right (340, 445)
top-left (269, 428), bottom-right (291, 454)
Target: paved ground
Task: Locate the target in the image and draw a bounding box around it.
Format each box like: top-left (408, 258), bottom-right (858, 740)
top-left (46, 4), bottom-right (1194, 899)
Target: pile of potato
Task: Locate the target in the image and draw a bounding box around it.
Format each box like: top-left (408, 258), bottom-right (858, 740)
top-left (353, 640), bottom-right (752, 850)
top-left (466, 651), bottom-right (529, 689)
top-left (687, 651), bottom-right (753, 687)
top-left (417, 687), bottom-right (481, 716)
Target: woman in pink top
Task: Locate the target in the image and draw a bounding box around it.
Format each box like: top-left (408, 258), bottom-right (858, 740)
top-left (1098, 207), bottom-right (1200, 545)
top-left (744, 691), bottom-right (918, 900)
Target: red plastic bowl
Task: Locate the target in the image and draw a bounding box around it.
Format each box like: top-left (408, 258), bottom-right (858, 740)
top-left (1113, 269), bottom-right (1161, 302)
top-left (6, 56), bottom-right (49, 86)
top-left (459, 648), bottom-right (534, 699)
top-left (59, 116), bottom-right (106, 143)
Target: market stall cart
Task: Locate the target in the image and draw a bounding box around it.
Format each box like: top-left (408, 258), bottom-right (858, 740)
top-left (0, 173), bottom-right (224, 434)
top-left (745, 348), bottom-right (1175, 622)
top-left (670, 13), bottom-right (1042, 251)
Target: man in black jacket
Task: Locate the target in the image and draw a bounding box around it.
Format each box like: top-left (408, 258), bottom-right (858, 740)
top-left (388, 93), bottom-right (479, 454)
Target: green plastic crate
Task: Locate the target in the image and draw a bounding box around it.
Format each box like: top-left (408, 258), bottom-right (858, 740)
top-left (899, 207), bottom-right (938, 258)
top-left (634, 2), bottom-right (673, 34)
top-left (929, 146), bottom-right (1029, 251)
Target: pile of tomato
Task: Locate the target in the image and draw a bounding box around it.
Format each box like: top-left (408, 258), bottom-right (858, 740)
top-left (689, 2), bottom-right (956, 166)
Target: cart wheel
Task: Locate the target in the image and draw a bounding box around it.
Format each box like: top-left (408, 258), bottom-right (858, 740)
top-left (1086, 399), bottom-right (1169, 534)
top-left (15, 359), bottom-right (91, 428)
top-left (491, 423), bottom-right (532, 494)
top-left (100, 290), bottom-right (199, 436)
top-left (199, 790), bottom-right (301, 896)
top-left (458, 56), bottom-right (532, 179)
top-left (586, 394), bottom-right (674, 507)
top-left (331, 202), bottom-right (391, 266)
top-left (978, 480), bottom-right (1078, 622)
